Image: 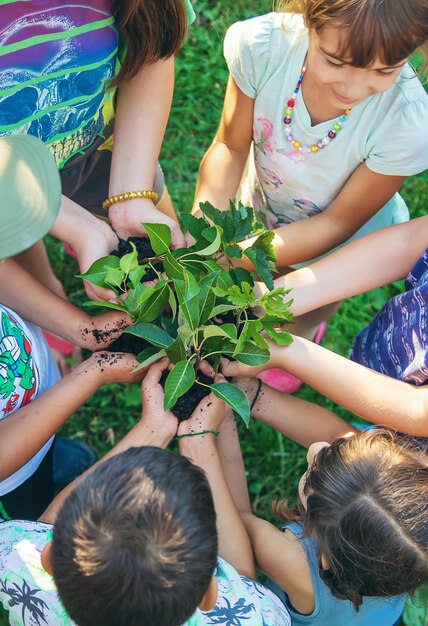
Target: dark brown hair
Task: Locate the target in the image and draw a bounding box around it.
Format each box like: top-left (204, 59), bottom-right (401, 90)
top-left (51, 447), bottom-right (218, 626)
top-left (111, 0), bottom-right (188, 87)
top-left (276, 0), bottom-right (428, 68)
top-left (275, 430), bottom-right (428, 608)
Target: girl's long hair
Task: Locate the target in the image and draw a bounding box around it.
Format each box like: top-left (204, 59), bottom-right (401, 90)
top-left (275, 430), bottom-right (428, 608)
top-left (276, 0), bottom-right (428, 68)
top-left (111, 0), bottom-right (188, 88)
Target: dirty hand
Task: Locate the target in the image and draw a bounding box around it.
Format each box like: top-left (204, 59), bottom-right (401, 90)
top-left (141, 358), bottom-right (178, 441)
top-left (220, 356), bottom-right (274, 379)
top-left (85, 351), bottom-right (148, 385)
top-left (76, 311), bottom-right (132, 351)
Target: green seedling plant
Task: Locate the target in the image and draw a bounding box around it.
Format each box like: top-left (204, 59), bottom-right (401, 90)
top-left (79, 202), bottom-right (294, 425)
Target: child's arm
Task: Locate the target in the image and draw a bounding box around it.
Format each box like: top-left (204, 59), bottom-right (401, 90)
top-left (223, 336), bottom-right (428, 437)
top-left (216, 415), bottom-right (315, 615)
top-left (260, 217), bottom-right (428, 316)
top-left (178, 370), bottom-right (257, 579)
top-left (192, 77), bottom-right (254, 215)
top-left (107, 58), bottom-right (185, 248)
top-left (0, 352), bottom-right (147, 483)
top-left (0, 259), bottom-right (131, 350)
top-left (40, 358), bottom-right (178, 523)
top-left (234, 378), bottom-right (356, 447)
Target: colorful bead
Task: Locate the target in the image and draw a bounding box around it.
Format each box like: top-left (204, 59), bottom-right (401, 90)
top-left (282, 63), bottom-right (351, 155)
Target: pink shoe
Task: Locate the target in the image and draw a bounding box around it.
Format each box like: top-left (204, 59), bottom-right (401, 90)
top-left (258, 322), bottom-right (327, 394)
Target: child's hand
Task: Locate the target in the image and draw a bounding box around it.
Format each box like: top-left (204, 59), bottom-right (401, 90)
top-left (177, 365), bottom-right (229, 437)
top-left (76, 311), bottom-right (132, 351)
top-left (221, 356), bottom-right (274, 379)
top-left (84, 351), bottom-right (148, 386)
top-left (140, 358), bottom-right (178, 443)
top-left (109, 198), bottom-right (186, 249)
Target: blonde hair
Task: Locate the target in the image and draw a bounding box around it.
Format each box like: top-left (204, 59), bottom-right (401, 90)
top-left (276, 0), bottom-right (428, 68)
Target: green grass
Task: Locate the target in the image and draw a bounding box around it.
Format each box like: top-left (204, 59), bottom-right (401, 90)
top-left (1, 1), bottom-right (427, 624)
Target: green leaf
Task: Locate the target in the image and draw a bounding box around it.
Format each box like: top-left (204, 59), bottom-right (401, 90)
top-left (193, 225), bottom-right (222, 256)
top-left (137, 283), bottom-right (170, 323)
top-left (210, 382), bottom-right (250, 426)
top-left (252, 230), bottom-right (277, 263)
top-left (119, 242), bottom-right (139, 274)
top-left (263, 322), bottom-right (294, 346)
top-left (167, 285), bottom-right (177, 320)
top-left (225, 244), bottom-right (243, 259)
top-left (234, 319), bottom-right (267, 355)
top-left (164, 250), bottom-right (185, 280)
top-left (229, 267), bottom-right (254, 288)
top-left (133, 346), bottom-right (166, 371)
top-left (177, 324), bottom-right (194, 346)
top-left (141, 223), bottom-right (171, 255)
top-left (244, 247), bottom-right (274, 290)
top-left (165, 336), bottom-right (187, 364)
top-left (175, 282), bottom-right (200, 330)
top-left (210, 304), bottom-right (240, 318)
top-left (77, 255), bottom-right (120, 287)
top-left (105, 266), bottom-right (124, 289)
top-left (198, 201), bottom-right (227, 229)
top-left (183, 269), bottom-right (201, 300)
top-left (128, 265), bottom-right (147, 288)
top-left (202, 261), bottom-right (234, 289)
top-left (203, 324), bottom-right (237, 342)
top-left (124, 323), bottom-right (174, 348)
top-left (234, 342), bottom-right (270, 366)
top-left (164, 360), bottom-right (196, 410)
top-left (82, 300), bottom-right (128, 313)
top-left (198, 272), bottom-right (219, 324)
top-left (181, 213), bottom-right (210, 240)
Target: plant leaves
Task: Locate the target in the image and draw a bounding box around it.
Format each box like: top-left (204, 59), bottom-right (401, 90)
top-left (104, 266), bottom-right (124, 289)
top-left (181, 213), bottom-right (210, 240)
top-left (192, 225), bottom-right (222, 256)
top-left (263, 322), bottom-right (294, 346)
top-left (229, 267), bottom-right (255, 287)
top-left (137, 283), bottom-right (170, 323)
top-left (251, 230), bottom-right (276, 263)
top-left (244, 247), bottom-right (274, 290)
top-left (128, 265), bottom-right (147, 288)
top-left (82, 300), bottom-right (128, 313)
top-left (210, 382), bottom-right (250, 426)
top-left (203, 324), bottom-right (237, 342)
top-left (119, 242), bottom-right (139, 274)
top-left (132, 347), bottom-right (166, 371)
top-left (165, 336), bottom-right (187, 364)
top-left (164, 360), bottom-right (196, 410)
top-left (142, 223), bottom-right (171, 255)
top-left (198, 272), bottom-right (219, 324)
top-left (164, 250), bottom-right (185, 280)
top-left (124, 323), bottom-right (174, 348)
top-left (234, 342), bottom-right (270, 365)
top-left (224, 244), bottom-right (243, 259)
top-left (175, 281), bottom-right (200, 330)
top-left (77, 255), bottom-right (120, 287)
top-left (210, 304), bottom-right (240, 318)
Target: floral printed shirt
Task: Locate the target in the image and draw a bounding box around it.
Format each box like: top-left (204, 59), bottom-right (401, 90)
top-left (0, 519), bottom-right (291, 626)
top-left (224, 13), bottom-right (428, 264)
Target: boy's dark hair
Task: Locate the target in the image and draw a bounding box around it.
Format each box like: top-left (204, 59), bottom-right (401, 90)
top-left (111, 0), bottom-right (187, 87)
top-left (276, 430), bottom-right (428, 608)
top-left (51, 447), bottom-right (218, 626)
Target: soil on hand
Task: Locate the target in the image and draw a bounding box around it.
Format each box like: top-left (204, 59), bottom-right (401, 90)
top-left (160, 371), bottom-right (213, 422)
top-left (112, 237), bottom-right (163, 281)
top-left (107, 333), bottom-right (149, 355)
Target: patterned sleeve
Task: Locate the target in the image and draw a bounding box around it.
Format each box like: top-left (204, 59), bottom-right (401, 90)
top-left (223, 13), bottom-right (280, 99)
top-left (365, 70), bottom-right (428, 176)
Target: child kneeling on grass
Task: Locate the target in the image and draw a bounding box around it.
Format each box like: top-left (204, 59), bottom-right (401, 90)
top-left (0, 135), bottom-right (140, 520)
top-left (0, 360), bottom-right (291, 626)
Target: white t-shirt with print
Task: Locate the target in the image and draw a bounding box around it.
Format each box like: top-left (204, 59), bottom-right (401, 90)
top-left (225, 13), bottom-right (428, 262)
top-left (0, 306), bottom-right (59, 495)
top-left (0, 519), bottom-right (291, 626)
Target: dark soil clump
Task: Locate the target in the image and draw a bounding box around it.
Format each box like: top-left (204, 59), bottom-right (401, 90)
top-left (107, 333), bottom-right (149, 356)
top-left (112, 237), bottom-right (163, 281)
top-left (160, 371), bottom-right (213, 422)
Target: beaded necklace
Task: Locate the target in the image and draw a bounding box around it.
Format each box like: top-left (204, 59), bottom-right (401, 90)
top-left (283, 64), bottom-right (351, 153)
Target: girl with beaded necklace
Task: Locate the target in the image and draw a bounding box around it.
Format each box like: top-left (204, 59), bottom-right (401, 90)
top-left (191, 0), bottom-right (428, 391)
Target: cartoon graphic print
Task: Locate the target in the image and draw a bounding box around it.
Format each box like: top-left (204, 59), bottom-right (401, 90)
top-left (0, 311), bottom-right (37, 415)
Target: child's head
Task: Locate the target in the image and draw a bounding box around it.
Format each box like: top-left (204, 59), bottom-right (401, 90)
top-left (278, 0), bottom-right (428, 68)
top-left (292, 430), bottom-right (428, 608)
top-left (50, 446), bottom-right (218, 626)
top-left (0, 135), bottom-right (60, 260)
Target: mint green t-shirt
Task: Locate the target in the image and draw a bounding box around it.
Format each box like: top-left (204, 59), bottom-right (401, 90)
top-left (225, 13), bottom-right (428, 265)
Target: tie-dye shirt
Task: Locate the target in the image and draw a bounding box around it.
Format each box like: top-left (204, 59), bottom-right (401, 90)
top-left (0, 1), bottom-right (195, 168)
top-left (0, 519), bottom-right (291, 626)
top-left (351, 248), bottom-right (428, 386)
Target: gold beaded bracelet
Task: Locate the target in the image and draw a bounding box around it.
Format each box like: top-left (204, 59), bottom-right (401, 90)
top-left (102, 189), bottom-right (158, 210)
